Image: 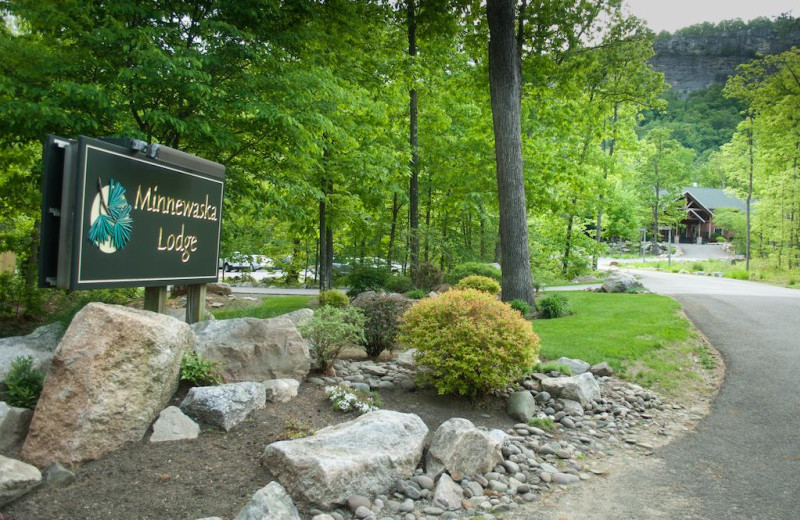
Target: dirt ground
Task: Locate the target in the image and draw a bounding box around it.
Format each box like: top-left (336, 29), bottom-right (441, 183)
top-left (3, 378), bottom-right (518, 520)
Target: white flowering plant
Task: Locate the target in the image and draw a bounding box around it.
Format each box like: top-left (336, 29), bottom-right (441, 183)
top-left (324, 384), bottom-right (381, 415)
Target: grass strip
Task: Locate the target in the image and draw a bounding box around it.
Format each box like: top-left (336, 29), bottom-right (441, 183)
top-left (213, 295), bottom-right (313, 320)
top-left (533, 291), bottom-right (712, 396)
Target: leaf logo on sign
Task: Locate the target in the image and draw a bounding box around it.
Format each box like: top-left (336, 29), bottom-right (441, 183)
top-left (88, 178), bottom-right (133, 253)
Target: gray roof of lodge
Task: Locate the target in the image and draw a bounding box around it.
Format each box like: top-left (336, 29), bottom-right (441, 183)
top-left (683, 187), bottom-right (746, 213)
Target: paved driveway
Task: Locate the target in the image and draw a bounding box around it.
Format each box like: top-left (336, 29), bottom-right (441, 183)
top-left (512, 271), bottom-right (800, 520)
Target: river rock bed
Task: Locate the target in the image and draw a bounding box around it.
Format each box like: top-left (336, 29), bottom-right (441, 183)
top-left (296, 358), bottom-right (689, 520)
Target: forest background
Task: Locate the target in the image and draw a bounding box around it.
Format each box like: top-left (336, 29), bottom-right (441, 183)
top-left (1, 1), bottom-right (799, 319)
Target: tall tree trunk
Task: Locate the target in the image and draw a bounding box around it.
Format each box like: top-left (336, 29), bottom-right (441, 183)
top-left (746, 120), bottom-right (754, 271)
top-left (424, 176), bottom-right (432, 262)
top-left (318, 178), bottom-right (334, 290)
top-left (487, 0), bottom-right (534, 305)
top-left (594, 104), bottom-right (618, 269)
top-left (651, 177), bottom-right (661, 255)
top-left (408, 0), bottom-right (420, 276)
top-left (318, 194), bottom-right (328, 290)
top-left (387, 192), bottom-right (400, 268)
top-left (562, 197), bottom-right (577, 277)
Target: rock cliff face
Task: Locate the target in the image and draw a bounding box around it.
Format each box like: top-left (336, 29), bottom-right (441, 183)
top-left (651, 22), bottom-right (800, 95)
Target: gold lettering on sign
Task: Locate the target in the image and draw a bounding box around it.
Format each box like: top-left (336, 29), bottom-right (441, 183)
top-left (134, 184), bottom-right (219, 222)
top-left (157, 225), bottom-right (199, 262)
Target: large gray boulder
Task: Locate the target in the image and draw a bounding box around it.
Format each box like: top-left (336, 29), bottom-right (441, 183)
top-left (425, 418), bottom-right (504, 479)
top-left (263, 410), bottom-right (428, 509)
top-left (0, 323), bottom-right (63, 382)
top-left (21, 303), bottom-right (191, 467)
top-left (507, 391), bottom-right (537, 422)
top-left (601, 271), bottom-right (643, 293)
top-left (541, 373), bottom-right (601, 407)
top-left (192, 317), bottom-right (310, 382)
top-left (233, 481), bottom-right (301, 520)
top-left (0, 402), bottom-right (33, 456)
top-left (180, 382), bottom-right (266, 432)
top-left (0, 454), bottom-right (41, 507)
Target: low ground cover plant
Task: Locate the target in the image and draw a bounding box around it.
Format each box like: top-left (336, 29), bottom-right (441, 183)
top-left (351, 292), bottom-right (413, 358)
top-left (404, 289), bottom-right (426, 299)
top-left (527, 417), bottom-right (556, 431)
top-left (300, 306), bottom-right (366, 375)
top-left (537, 293), bottom-right (571, 319)
top-left (325, 384), bottom-right (381, 414)
top-left (5, 356), bottom-right (45, 409)
top-left (398, 288), bottom-right (539, 397)
top-left (456, 275), bottom-right (501, 295)
top-left (509, 298), bottom-right (533, 318)
top-left (180, 351), bottom-right (224, 386)
top-left (532, 361), bottom-right (572, 376)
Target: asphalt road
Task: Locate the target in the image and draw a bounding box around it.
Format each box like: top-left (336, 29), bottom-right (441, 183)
top-left (514, 270), bottom-right (800, 520)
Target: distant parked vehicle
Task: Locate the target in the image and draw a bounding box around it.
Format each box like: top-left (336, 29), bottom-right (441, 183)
top-left (220, 253), bottom-right (271, 272)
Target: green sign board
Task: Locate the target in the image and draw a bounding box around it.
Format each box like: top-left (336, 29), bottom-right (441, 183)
top-left (40, 136), bottom-right (225, 289)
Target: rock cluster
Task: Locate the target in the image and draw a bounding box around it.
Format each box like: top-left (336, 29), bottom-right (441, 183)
top-left (307, 358), bottom-right (418, 392)
top-left (293, 362), bottom-right (676, 520)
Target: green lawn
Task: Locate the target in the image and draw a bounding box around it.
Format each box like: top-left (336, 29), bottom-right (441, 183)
top-left (212, 296), bottom-right (313, 320)
top-left (533, 291), bottom-right (714, 395)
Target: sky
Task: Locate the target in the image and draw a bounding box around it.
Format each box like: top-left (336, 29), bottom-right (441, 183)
top-left (624, 0), bottom-right (798, 33)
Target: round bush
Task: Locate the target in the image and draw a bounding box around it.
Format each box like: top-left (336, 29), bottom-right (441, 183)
top-left (537, 293), bottom-right (570, 319)
top-left (398, 289), bottom-right (540, 397)
top-left (412, 262), bottom-right (443, 292)
top-left (445, 262), bottom-right (501, 284)
top-left (351, 292), bottom-right (413, 358)
top-left (319, 290), bottom-right (349, 308)
top-left (385, 275), bottom-right (413, 294)
top-left (346, 264), bottom-right (390, 297)
top-left (456, 275), bottom-right (501, 295)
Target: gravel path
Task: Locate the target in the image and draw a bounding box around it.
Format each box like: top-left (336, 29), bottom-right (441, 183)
top-left (509, 270), bottom-right (800, 520)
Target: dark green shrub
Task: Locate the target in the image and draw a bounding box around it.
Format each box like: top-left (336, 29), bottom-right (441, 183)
top-left (412, 262), bottom-right (443, 292)
top-left (509, 299), bottom-right (532, 317)
top-left (346, 264), bottom-right (390, 297)
top-left (352, 292), bottom-right (413, 358)
top-left (405, 289), bottom-right (426, 299)
top-left (5, 356), bottom-right (45, 409)
top-left (398, 289), bottom-right (540, 397)
top-left (319, 289), bottom-right (349, 308)
top-left (445, 262), bottom-right (502, 284)
top-left (537, 293), bottom-right (571, 319)
top-left (456, 275), bottom-right (501, 295)
top-left (384, 275), bottom-right (413, 294)
top-left (299, 306), bottom-right (366, 375)
top-left (180, 352), bottom-right (224, 386)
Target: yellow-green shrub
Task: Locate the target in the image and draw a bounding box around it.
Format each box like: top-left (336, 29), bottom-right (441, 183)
top-left (319, 290), bottom-right (349, 308)
top-left (397, 289), bottom-right (540, 397)
top-left (456, 275), bottom-right (501, 295)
